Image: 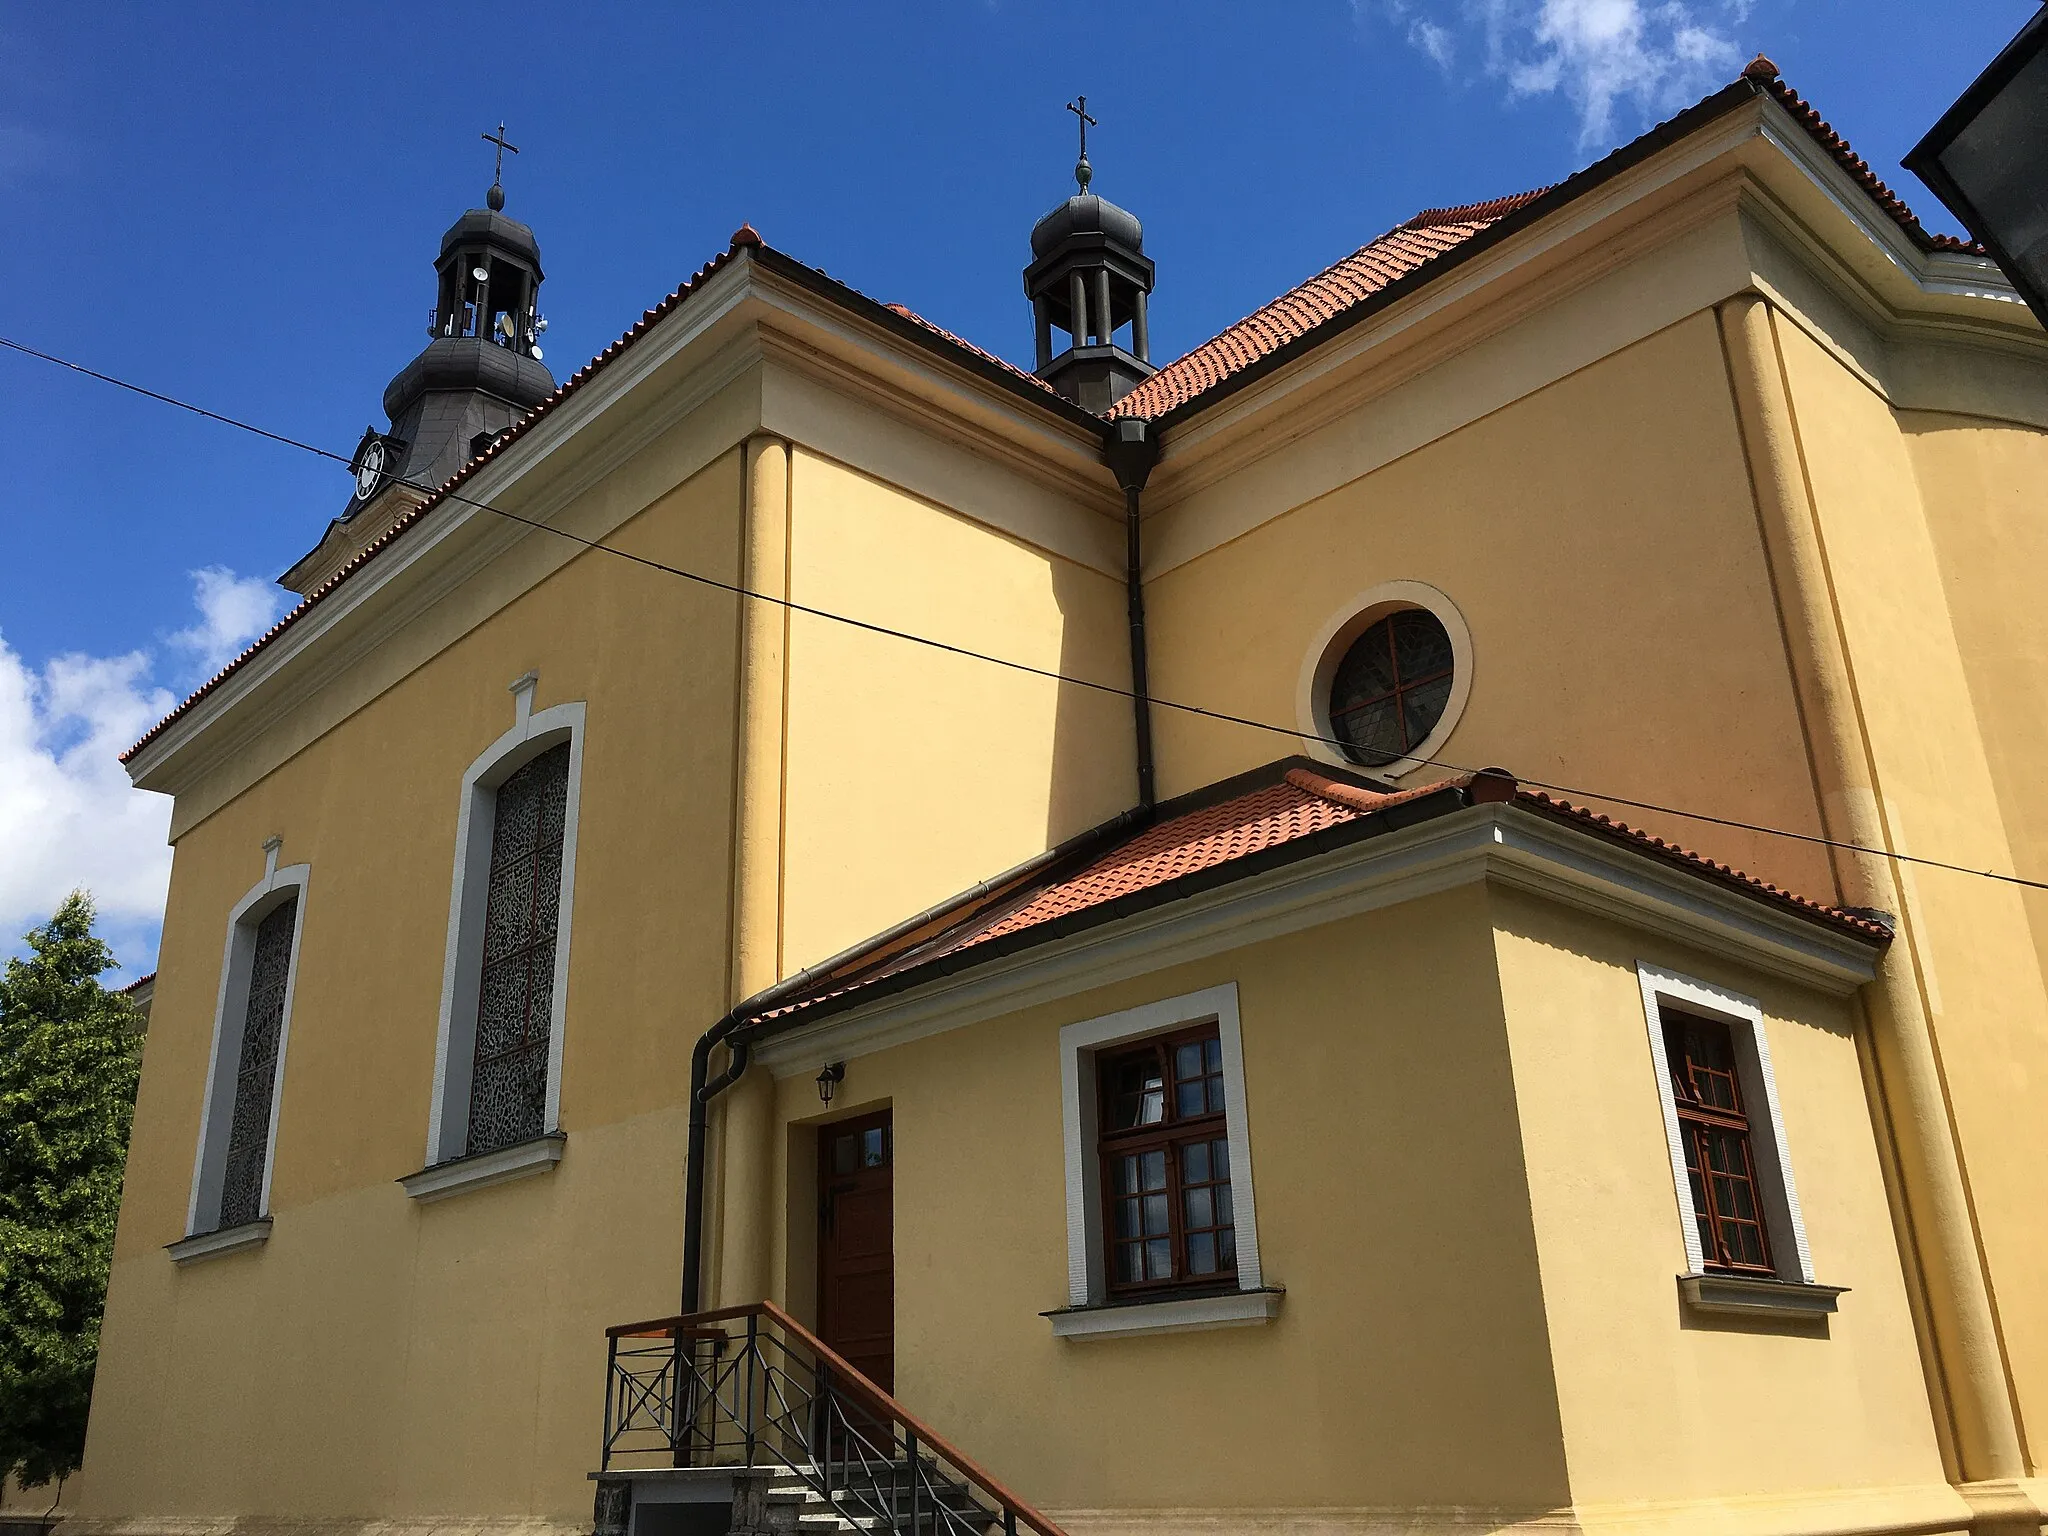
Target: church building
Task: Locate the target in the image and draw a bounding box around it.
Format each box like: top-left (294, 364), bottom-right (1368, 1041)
top-left (65, 60), bottom-right (2048, 1536)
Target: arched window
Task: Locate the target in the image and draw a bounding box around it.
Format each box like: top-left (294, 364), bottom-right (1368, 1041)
top-left (178, 845), bottom-right (310, 1256)
top-left (1328, 608), bottom-right (1455, 768)
top-left (413, 678), bottom-right (585, 1199)
top-left (467, 741), bottom-right (570, 1156)
top-left (219, 897), bottom-right (298, 1227)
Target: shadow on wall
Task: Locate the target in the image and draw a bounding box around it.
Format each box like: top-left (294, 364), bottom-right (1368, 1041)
top-left (1044, 555), bottom-right (1144, 844)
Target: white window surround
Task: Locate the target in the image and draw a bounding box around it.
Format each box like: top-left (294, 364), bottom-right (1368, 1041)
top-left (1052, 982), bottom-right (1276, 1340)
top-left (167, 1219), bottom-right (272, 1264)
top-left (182, 837), bottom-right (309, 1251)
top-left (399, 1131), bottom-right (565, 1203)
top-left (419, 674), bottom-right (585, 1189)
top-left (1637, 962), bottom-right (1842, 1316)
top-left (1297, 580), bottom-right (1474, 781)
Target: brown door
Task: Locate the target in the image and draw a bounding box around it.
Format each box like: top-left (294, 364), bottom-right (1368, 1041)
top-left (816, 1109), bottom-right (894, 1394)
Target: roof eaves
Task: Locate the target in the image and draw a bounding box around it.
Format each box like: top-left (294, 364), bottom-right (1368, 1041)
top-left (740, 764), bottom-right (1890, 1039)
top-left (741, 777), bottom-right (1474, 1039)
top-left (1509, 789), bottom-right (1893, 941)
top-left (1131, 77), bottom-right (1762, 431)
top-left (1751, 65), bottom-right (1986, 256)
top-left (747, 245), bottom-right (1106, 434)
top-left (1131, 62), bottom-right (1985, 432)
top-left (123, 232), bottom-right (1103, 769)
top-left (123, 236), bottom-right (755, 766)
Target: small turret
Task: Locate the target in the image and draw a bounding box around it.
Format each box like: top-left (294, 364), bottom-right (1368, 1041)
top-left (1023, 97), bottom-right (1156, 412)
top-left (283, 127), bottom-right (559, 595)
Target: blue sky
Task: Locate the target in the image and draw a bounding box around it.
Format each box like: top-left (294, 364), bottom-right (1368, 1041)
top-left (0, 0), bottom-right (2033, 978)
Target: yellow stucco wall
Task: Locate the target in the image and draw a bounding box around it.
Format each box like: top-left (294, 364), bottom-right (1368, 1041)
top-left (778, 448), bottom-right (1131, 971)
top-left (77, 427), bottom-right (1137, 1527)
top-left (74, 168), bottom-right (2048, 1534)
top-left (1773, 331), bottom-right (2048, 1461)
top-left (1490, 890), bottom-right (1947, 1514)
top-left (77, 451), bottom-right (748, 1526)
top-left (1143, 311), bottom-right (1836, 902)
top-left (764, 887), bottom-right (1572, 1520)
top-left (1904, 412), bottom-right (2048, 997)
top-left (738, 882), bottom-right (1942, 1529)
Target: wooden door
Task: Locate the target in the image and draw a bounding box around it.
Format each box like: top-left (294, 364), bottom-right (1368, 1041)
top-left (816, 1109), bottom-right (894, 1394)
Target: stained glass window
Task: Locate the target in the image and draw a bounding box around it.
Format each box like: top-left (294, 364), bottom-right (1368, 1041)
top-left (1664, 1010), bottom-right (1775, 1275)
top-left (219, 896), bottom-right (297, 1229)
top-left (1098, 1028), bottom-right (1235, 1292)
top-left (1329, 608), bottom-right (1455, 767)
top-left (466, 742), bottom-right (570, 1156)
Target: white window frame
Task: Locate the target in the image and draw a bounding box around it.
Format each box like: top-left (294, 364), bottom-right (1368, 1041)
top-left (1052, 983), bottom-right (1278, 1338)
top-left (1637, 962), bottom-right (1817, 1285)
top-left (422, 675), bottom-right (586, 1172)
top-left (184, 838), bottom-right (309, 1245)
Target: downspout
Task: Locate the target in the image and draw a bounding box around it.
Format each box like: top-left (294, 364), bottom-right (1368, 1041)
top-left (680, 804), bottom-right (1149, 1315)
top-left (1104, 417), bottom-right (1161, 809)
top-left (1717, 296), bottom-right (2031, 1525)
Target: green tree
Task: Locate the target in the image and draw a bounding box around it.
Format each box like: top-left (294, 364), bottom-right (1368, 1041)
top-left (0, 893), bottom-right (141, 1487)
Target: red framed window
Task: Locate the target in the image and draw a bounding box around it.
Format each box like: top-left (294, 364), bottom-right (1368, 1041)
top-left (1663, 1009), bottom-right (1774, 1275)
top-left (1097, 1027), bottom-right (1236, 1293)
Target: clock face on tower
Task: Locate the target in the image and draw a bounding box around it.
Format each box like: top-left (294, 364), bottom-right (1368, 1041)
top-left (353, 439), bottom-right (387, 501)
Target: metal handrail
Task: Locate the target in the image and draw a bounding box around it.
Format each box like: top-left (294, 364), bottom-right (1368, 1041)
top-left (600, 1300), bottom-right (1066, 1536)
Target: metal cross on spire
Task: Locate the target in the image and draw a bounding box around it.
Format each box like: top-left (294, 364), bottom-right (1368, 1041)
top-left (482, 122), bottom-right (519, 211)
top-left (1066, 96), bottom-right (1097, 192)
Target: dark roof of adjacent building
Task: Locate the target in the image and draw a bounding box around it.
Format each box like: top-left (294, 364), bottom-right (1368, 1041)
top-left (124, 62), bottom-right (1992, 765)
top-left (732, 758), bottom-right (1889, 1039)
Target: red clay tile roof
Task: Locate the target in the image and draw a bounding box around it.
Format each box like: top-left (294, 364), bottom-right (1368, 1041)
top-left (953, 768), bottom-right (1457, 951)
top-left (1107, 194), bottom-right (1547, 421)
top-left (748, 760), bottom-right (1887, 1033)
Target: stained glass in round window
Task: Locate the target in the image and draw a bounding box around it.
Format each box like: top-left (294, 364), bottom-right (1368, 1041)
top-left (1328, 608), bottom-right (1455, 767)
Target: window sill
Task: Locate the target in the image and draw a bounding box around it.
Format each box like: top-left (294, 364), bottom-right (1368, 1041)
top-left (400, 1132), bottom-right (565, 1203)
top-left (166, 1218), bottom-right (272, 1264)
top-left (1043, 1286), bottom-right (1284, 1339)
top-left (1679, 1272), bottom-right (1847, 1319)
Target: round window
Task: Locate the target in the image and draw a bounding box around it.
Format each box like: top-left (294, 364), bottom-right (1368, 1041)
top-left (1328, 608), bottom-right (1456, 767)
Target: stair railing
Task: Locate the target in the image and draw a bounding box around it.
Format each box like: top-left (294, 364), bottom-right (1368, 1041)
top-left (602, 1301), bottom-right (1065, 1536)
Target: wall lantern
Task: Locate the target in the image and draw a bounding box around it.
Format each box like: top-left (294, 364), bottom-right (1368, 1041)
top-left (1905, 6), bottom-right (2048, 329)
top-left (816, 1062), bottom-right (845, 1104)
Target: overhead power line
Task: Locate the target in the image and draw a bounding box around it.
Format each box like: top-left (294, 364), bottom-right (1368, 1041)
top-left (6, 332), bottom-right (2046, 898)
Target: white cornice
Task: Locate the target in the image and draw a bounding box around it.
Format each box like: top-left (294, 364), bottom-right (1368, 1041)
top-left (741, 265), bottom-right (1115, 512)
top-left (1748, 107), bottom-right (2018, 313)
top-left (750, 803), bottom-right (1880, 1078)
top-left (1141, 93), bottom-right (2037, 532)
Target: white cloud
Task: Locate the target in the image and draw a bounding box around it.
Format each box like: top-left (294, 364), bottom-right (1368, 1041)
top-left (1412, 18), bottom-right (1457, 68)
top-left (1357, 0), bottom-right (1748, 149)
top-left (0, 568), bottom-right (285, 977)
top-left (169, 565), bottom-right (286, 680)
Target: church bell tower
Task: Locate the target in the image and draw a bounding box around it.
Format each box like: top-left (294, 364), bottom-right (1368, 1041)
top-left (1023, 98), bottom-right (1156, 412)
top-left (283, 126), bottom-right (558, 595)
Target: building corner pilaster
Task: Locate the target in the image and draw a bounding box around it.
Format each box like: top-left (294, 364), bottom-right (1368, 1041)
top-left (1716, 292), bottom-right (2030, 1496)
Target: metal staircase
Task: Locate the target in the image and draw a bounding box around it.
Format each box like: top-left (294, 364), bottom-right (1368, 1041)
top-left (596, 1302), bottom-right (1061, 1536)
